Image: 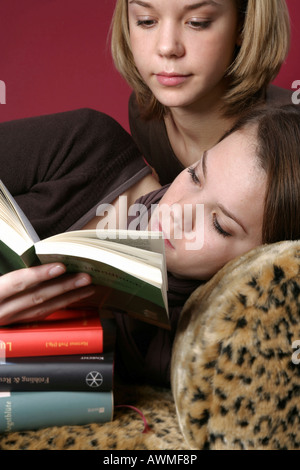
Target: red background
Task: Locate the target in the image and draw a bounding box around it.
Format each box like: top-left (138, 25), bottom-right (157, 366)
top-left (0, 0), bottom-right (299, 132)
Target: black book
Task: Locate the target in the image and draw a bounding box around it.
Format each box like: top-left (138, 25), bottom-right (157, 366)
top-left (0, 351), bottom-right (114, 392)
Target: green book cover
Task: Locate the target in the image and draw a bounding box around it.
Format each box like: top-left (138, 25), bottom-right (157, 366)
top-left (0, 241), bottom-right (38, 273)
top-left (0, 390), bottom-right (113, 432)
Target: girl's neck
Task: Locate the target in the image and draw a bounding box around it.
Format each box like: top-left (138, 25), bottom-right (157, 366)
top-left (164, 104), bottom-right (237, 168)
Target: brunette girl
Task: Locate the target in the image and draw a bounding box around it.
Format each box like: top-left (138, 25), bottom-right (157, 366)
top-left (0, 105), bottom-right (299, 386)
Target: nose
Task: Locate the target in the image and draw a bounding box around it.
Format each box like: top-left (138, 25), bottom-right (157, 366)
top-left (170, 201), bottom-right (199, 235)
top-left (156, 21), bottom-right (185, 59)
top-left (169, 200), bottom-right (204, 251)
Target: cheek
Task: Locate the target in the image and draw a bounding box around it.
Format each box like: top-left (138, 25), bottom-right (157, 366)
top-left (197, 20), bottom-right (238, 63)
top-left (190, 234), bottom-right (232, 279)
top-left (130, 40), bottom-right (142, 66)
top-left (129, 31), bottom-right (146, 66)
top-left (198, 37), bottom-right (235, 69)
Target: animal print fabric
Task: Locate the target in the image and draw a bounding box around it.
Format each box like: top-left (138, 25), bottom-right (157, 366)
top-left (172, 240), bottom-right (300, 450)
top-left (0, 379), bottom-right (189, 450)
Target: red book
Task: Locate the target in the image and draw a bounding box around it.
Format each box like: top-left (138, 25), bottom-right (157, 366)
top-left (0, 308), bottom-right (103, 358)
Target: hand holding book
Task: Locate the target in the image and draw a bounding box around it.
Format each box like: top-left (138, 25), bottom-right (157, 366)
top-left (0, 180), bottom-right (169, 328)
top-left (0, 262), bottom-right (96, 326)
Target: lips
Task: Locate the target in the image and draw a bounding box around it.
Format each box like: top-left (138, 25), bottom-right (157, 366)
top-left (155, 72), bottom-right (191, 87)
top-left (158, 221), bottom-right (175, 250)
top-left (150, 207), bottom-right (175, 249)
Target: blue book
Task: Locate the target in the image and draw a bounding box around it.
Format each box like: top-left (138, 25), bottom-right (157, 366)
top-left (0, 390), bottom-right (113, 432)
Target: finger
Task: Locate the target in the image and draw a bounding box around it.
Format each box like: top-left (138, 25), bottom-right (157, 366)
top-left (0, 271), bottom-right (93, 323)
top-left (3, 284), bottom-right (97, 326)
top-left (0, 263), bottom-right (67, 302)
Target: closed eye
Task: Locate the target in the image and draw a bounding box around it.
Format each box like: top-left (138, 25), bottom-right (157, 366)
top-left (188, 166), bottom-right (201, 185)
top-left (213, 214), bottom-right (231, 238)
top-left (186, 20), bottom-right (212, 30)
top-left (136, 18), bottom-right (156, 28)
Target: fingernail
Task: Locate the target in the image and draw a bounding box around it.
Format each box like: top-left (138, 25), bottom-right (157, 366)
top-left (49, 265), bottom-right (66, 277)
top-left (75, 276), bottom-right (91, 288)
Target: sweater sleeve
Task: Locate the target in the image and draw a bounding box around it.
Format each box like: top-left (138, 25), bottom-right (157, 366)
top-left (0, 108), bottom-right (150, 239)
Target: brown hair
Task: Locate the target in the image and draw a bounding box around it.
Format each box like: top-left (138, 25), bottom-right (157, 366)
top-left (111, 0), bottom-right (290, 119)
top-left (223, 105), bottom-right (300, 244)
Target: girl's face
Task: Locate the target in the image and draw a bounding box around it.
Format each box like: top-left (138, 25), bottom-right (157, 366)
top-left (128, 0), bottom-right (240, 110)
top-left (150, 127), bottom-right (266, 280)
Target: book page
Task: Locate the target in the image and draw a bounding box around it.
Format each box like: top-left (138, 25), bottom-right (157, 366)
top-left (0, 180), bottom-right (39, 243)
top-left (35, 242), bottom-right (163, 288)
top-left (45, 229), bottom-right (165, 255)
top-left (43, 229), bottom-right (168, 291)
top-left (36, 250), bottom-right (167, 312)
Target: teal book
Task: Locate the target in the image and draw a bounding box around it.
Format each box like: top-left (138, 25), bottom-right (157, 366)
top-left (0, 180), bottom-right (169, 328)
top-left (0, 390), bottom-right (113, 432)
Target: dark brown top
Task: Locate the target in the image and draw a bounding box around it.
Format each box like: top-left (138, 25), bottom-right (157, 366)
top-left (0, 108), bottom-right (151, 239)
top-left (129, 85), bottom-right (297, 185)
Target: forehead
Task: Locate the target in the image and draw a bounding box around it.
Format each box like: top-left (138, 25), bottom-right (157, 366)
top-left (204, 128), bottom-right (263, 206)
top-left (209, 129), bottom-right (265, 235)
top-left (212, 126), bottom-right (258, 167)
top-left (211, 128), bottom-right (264, 197)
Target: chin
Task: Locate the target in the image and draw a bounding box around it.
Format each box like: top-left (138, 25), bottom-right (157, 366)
top-left (151, 90), bottom-right (196, 109)
top-left (169, 268), bottom-right (201, 281)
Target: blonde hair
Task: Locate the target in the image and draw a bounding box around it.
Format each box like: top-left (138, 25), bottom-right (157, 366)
top-left (111, 0), bottom-right (290, 119)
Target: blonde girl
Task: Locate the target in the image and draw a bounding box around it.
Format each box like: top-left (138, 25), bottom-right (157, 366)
top-left (111, 0), bottom-right (293, 184)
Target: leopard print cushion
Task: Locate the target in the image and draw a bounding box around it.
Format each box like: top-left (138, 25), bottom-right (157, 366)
top-left (171, 240), bottom-right (300, 450)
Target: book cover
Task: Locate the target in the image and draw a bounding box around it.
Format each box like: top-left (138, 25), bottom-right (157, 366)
top-left (0, 352), bottom-right (114, 392)
top-left (0, 308), bottom-right (104, 358)
top-left (0, 390), bottom-right (113, 432)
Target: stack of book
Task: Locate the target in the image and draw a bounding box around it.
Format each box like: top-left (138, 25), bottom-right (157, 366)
top-left (0, 180), bottom-right (171, 432)
top-left (0, 308), bottom-right (116, 432)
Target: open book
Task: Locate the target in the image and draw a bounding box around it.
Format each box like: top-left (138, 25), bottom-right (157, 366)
top-left (0, 181), bottom-right (169, 328)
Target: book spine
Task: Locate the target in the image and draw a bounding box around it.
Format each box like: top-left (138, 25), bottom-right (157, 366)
top-left (0, 358), bottom-right (113, 392)
top-left (0, 391), bottom-right (113, 432)
top-left (0, 329), bottom-right (103, 357)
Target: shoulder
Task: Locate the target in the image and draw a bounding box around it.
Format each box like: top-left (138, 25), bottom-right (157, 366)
top-left (134, 184), bottom-right (171, 208)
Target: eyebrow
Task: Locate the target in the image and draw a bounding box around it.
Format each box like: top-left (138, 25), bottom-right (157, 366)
top-left (129, 1), bottom-right (219, 10)
top-left (218, 203), bottom-right (247, 234)
top-left (129, 0), bottom-right (152, 6)
top-left (184, 1), bottom-right (219, 11)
